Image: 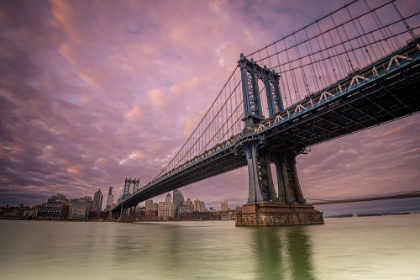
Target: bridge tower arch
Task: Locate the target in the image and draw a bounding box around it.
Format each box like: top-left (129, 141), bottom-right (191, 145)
top-left (236, 54), bottom-right (324, 226)
top-left (238, 54), bottom-right (283, 126)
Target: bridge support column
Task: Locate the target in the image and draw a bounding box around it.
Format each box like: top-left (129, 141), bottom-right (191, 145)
top-left (116, 204), bottom-right (136, 223)
top-left (236, 53), bottom-right (323, 226)
top-left (236, 150), bottom-right (324, 227)
top-left (245, 141), bottom-right (277, 203)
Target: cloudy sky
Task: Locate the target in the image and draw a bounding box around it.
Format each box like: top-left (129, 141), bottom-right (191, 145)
top-left (1, 0), bottom-right (419, 215)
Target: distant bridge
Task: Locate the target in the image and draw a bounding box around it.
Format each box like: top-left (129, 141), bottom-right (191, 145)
top-left (308, 191), bottom-right (420, 205)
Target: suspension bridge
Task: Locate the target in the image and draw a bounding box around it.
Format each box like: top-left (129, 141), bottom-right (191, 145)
top-left (112, 0), bottom-right (420, 226)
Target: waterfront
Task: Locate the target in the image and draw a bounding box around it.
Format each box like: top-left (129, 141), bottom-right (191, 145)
top-left (0, 215), bottom-right (419, 280)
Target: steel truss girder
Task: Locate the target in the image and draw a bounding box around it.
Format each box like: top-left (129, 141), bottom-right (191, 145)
top-left (264, 66), bottom-right (420, 151)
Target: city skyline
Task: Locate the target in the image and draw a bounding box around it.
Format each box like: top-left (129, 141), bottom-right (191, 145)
top-left (1, 0), bottom-right (419, 216)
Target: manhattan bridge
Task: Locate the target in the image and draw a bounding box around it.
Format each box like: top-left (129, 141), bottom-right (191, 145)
top-left (112, 0), bottom-right (420, 226)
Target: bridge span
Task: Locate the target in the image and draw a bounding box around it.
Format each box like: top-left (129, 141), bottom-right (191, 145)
top-left (113, 0), bottom-right (420, 226)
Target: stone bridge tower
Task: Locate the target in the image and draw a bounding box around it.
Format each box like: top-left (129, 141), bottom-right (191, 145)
top-left (236, 54), bottom-right (324, 226)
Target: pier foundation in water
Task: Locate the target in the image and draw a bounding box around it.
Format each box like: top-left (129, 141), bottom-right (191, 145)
top-left (236, 202), bottom-right (324, 226)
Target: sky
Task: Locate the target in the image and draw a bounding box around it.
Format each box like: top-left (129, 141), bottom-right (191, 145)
top-left (0, 0), bottom-right (419, 216)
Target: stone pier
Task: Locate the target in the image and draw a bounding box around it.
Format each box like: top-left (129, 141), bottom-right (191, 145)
top-left (236, 202), bottom-right (323, 226)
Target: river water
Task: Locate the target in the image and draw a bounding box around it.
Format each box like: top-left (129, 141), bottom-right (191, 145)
top-left (0, 215), bottom-right (419, 280)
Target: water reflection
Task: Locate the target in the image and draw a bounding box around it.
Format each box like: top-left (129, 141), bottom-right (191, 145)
top-left (287, 227), bottom-right (315, 280)
top-left (2, 218), bottom-right (419, 280)
top-left (253, 226), bottom-right (315, 280)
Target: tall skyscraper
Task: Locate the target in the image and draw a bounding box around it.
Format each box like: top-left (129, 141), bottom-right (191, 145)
top-left (194, 199), bottom-right (200, 212)
top-left (221, 200), bottom-right (229, 211)
top-left (93, 189), bottom-right (103, 211)
top-left (173, 189), bottom-right (184, 208)
top-left (200, 201), bottom-right (205, 212)
top-left (106, 186), bottom-right (114, 210)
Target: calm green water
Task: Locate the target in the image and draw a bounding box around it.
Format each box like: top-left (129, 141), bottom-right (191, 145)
top-left (0, 215), bottom-right (419, 280)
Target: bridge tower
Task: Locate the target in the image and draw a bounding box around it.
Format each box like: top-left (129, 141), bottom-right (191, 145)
top-left (236, 54), bottom-right (323, 226)
top-left (119, 178), bottom-right (140, 220)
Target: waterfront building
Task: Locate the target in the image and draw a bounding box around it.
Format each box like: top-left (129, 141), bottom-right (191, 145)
top-left (178, 204), bottom-right (192, 217)
top-left (37, 202), bottom-right (69, 220)
top-left (221, 214), bottom-right (232, 221)
top-left (68, 196), bottom-right (93, 220)
top-left (105, 187), bottom-right (114, 211)
top-left (23, 207), bottom-right (38, 219)
top-left (93, 189), bottom-right (103, 211)
top-left (37, 194), bottom-right (70, 220)
top-left (145, 210), bottom-right (158, 221)
top-left (151, 203), bottom-right (159, 212)
top-left (221, 200), bottom-right (229, 211)
top-left (145, 199), bottom-right (153, 210)
top-left (194, 199), bottom-right (200, 212)
top-left (184, 198), bottom-right (193, 210)
top-left (158, 193), bottom-right (175, 219)
top-left (200, 201), bottom-right (205, 212)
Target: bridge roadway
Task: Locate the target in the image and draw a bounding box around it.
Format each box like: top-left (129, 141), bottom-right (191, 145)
top-left (112, 38), bottom-right (420, 213)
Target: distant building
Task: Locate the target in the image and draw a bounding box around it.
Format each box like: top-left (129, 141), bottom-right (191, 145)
top-left (173, 190), bottom-right (185, 208)
top-left (178, 204), bottom-right (192, 217)
top-left (68, 196), bottom-right (93, 220)
top-left (37, 202), bottom-right (70, 220)
top-left (145, 210), bottom-right (158, 221)
top-left (158, 193), bottom-right (175, 219)
top-left (37, 194), bottom-right (70, 220)
top-left (48, 194), bottom-right (67, 202)
top-left (221, 200), bottom-right (229, 211)
top-left (152, 203), bottom-right (159, 212)
top-left (200, 201), bottom-right (206, 212)
top-left (194, 199), bottom-right (201, 212)
top-left (145, 199), bottom-right (153, 210)
top-left (105, 187), bottom-right (114, 211)
top-left (184, 198), bottom-right (193, 210)
top-left (93, 189), bottom-right (103, 211)
top-left (173, 189), bottom-right (185, 218)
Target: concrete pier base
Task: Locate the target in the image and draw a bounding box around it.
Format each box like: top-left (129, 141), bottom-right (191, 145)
top-left (236, 202), bottom-right (324, 226)
top-left (117, 217), bottom-right (135, 223)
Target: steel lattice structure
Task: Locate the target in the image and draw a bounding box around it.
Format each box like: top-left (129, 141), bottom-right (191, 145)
top-left (113, 0), bottom-right (420, 214)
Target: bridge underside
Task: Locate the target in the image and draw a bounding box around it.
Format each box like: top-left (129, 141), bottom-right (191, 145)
top-left (264, 58), bottom-right (420, 152)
